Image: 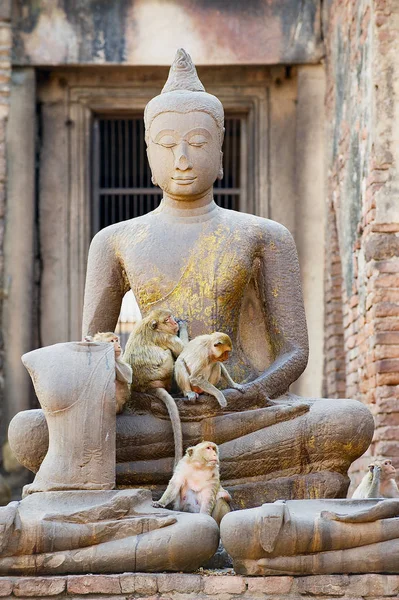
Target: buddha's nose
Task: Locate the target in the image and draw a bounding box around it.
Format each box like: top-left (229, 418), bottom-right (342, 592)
top-left (174, 143), bottom-right (192, 170)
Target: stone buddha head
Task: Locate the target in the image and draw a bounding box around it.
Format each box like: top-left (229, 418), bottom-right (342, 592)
top-left (144, 49), bottom-right (225, 200)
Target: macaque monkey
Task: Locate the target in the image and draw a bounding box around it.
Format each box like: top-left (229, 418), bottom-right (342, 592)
top-left (351, 458), bottom-right (399, 499)
top-left (123, 309), bottom-right (188, 466)
top-left (174, 332), bottom-right (244, 408)
top-left (152, 441), bottom-right (231, 525)
top-left (86, 332), bottom-right (132, 414)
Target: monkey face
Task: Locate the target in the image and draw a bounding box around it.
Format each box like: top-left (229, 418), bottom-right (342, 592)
top-left (213, 344), bottom-right (231, 362)
top-left (191, 442), bottom-right (219, 466)
top-left (211, 333), bottom-right (233, 362)
top-left (93, 332), bottom-right (122, 357)
top-left (147, 112), bottom-right (222, 199)
top-left (156, 313), bottom-right (179, 335)
top-left (382, 459), bottom-right (396, 477)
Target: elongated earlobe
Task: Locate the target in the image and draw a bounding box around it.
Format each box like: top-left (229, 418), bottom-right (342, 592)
top-left (217, 151), bottom-right (224, 180)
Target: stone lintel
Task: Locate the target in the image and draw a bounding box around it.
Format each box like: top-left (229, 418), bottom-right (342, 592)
top-left (11, 0), bottom-right (323, 67)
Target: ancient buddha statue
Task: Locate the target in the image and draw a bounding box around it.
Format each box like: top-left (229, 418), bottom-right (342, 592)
top-left (9, 49), bottom-right (374, 506)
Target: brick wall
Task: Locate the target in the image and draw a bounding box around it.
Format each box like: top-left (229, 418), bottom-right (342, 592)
top-left (0, 1), bottom-right (11, 431)
top-left (324, 0), bottom-right (399, 486)
top-left (2, 573), bottom-right (399, 599)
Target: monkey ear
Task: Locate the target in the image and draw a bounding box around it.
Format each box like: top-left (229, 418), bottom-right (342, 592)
top-left (151, 320), bottom-right (158, 330)
top-left (187, 447), bottom-right (194, 457)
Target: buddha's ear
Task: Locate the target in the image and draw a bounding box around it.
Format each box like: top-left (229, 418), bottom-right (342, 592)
top-left (146, 147), bottom-right (158, 186)
top-left (217, 150), bottom-right (224, 180)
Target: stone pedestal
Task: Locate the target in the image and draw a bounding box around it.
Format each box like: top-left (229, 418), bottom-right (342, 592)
top-left (1, 573), bottom-right (399, 599)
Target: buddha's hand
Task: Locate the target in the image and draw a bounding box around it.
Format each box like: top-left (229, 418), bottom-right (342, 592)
top-left (222, 381), bottom-right (276, 408)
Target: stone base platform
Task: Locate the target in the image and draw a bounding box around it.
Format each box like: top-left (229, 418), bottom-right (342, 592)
top-left (1, 573), bottom-right (399, 599)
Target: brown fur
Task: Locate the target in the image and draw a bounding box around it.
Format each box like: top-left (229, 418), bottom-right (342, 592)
top-left (174, 332), bottom-right (244, 407)
top-left (152, 441), bottom-right (231, 525)
top-left (123, 309), bottom-right (186, 465)
top-left (89, 332), bottom-right (131, 414)
top-left (351, 458), bottom-right (399, 499)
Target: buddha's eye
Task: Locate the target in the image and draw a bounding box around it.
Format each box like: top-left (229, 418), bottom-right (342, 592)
top-left (157, 135), bottom-right (177, 148)
top-left (188, 135), bottom-right (207, 147)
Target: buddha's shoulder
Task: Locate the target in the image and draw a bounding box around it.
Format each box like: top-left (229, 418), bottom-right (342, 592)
top-left (90, 214), bottom-right (153, 244)
top-left (222, 209), bottom-right (294, 240)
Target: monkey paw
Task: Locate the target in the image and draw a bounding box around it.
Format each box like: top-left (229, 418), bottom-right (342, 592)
top-left (152, 501), bottom-right (166, 509)
top-left (185, 392), bottom-right (199, 402)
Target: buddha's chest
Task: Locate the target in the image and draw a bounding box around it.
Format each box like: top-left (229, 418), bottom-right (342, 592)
top-left (122, 221), bottom-right (255, 313)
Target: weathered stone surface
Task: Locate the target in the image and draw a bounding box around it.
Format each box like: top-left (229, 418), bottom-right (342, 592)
top-left (0, 578), bottom-right (12, 596)
top-left (13, 576), bottom-right (66, 596)
top-left (157, 573), bottom-right (202, 593)
top-left (247, 575), bottom-right (293, 594)
top-left (348, 573), bottom-right (399, 597)
top-left (297, 574), bottom-right (350, 596)
top-left (67, 575), bottom-right (120, 595)
top-left (203, 574), bottom-right (246, 595)
top-left (120, 574), bottom-right (157, 595)
top-left (12, 0), bottom-right (323, 67)
top-left (222, 499), bottom-right (399, 576)
top-left (6, 573), bottom-right (399, 598)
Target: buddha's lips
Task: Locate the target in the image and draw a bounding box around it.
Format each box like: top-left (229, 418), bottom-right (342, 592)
top-left (172, 176), bottom-right (197, 184)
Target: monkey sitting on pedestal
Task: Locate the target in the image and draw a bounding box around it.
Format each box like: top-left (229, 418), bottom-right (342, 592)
top-left (123, 308), bottom-right (188, 466)
top-left (174, 333), bottom-right (244, 408)
top-left (351, 459), bottom-right (399, 499)
top-left (87, 332), bottom-right (132, 414)
top-left (152, 441), bottom-right (231, 525)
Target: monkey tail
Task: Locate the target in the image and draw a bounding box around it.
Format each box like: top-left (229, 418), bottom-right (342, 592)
top-left (153, 389), bottom-right (183, 467)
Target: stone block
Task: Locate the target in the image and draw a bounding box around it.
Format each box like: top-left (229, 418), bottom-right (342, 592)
top-left (119, 573), bottom-right (135, 594)
top-left (13, 576), bottom-right (66, 596)
top-left (365, 233), bottom-right (399, 261)
top-left (296, 574), bottom-right (350, 596)
top-left (157, 573), bottom-right (202, 593)
top-left (127, 574), bottom-right (157, 595)
top-left (203, 574), bottom-right (246, 594)
top-left (0, 578), bottom-right (13, 596)
top-left (67, 575), bottom-right (121, 595)
top-left (247, 575), bottom-right (293, 594)
top-left (348, 573), bottom-right (399, 596)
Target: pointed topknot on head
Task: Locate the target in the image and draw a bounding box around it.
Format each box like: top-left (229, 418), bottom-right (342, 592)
top-left (162, 48), bottom-right (206, 94)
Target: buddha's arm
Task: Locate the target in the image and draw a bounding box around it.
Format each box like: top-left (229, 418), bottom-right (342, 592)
top-left (82, 229), bottom-right (127, 337)
top-left (250, 222), bottom-right (309, 398)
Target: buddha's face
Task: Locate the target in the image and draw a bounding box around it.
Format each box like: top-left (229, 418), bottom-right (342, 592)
top-left (147, 111), bottom-right (222, 199)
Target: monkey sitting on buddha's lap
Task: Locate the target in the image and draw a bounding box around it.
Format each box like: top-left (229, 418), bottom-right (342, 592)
top-left (152, 441), bottom-right (231, 525)
top-left (174, 332), bottom-right (244, 408)
top-left (123, 308), bottom-right (188, 466)
top-left (351, 458), bottom-right (399, 499)
top-left (86, 332), bottom-right (132, 414)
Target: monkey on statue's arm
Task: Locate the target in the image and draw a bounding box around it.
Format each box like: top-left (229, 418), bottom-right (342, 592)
top-left (174, 333), bottom-right (244, 408)
top-left (123, 309), bottom-right (186, 466)
top-left (152, 441), bottom-right (231, 525)
top-left (351, 458), bottom-right (399, 499)
top-left (86, 332), bottom-right (132, 414)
